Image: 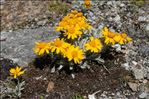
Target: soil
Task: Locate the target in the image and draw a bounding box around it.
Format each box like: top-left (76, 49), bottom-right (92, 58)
top-left (20, 49), bottom-right (133, 99)
top-left (0, 57), bottom-right (18, 80)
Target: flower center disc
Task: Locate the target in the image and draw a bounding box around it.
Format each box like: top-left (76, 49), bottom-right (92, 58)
top-left (55, 41), bottom-right (62, 47)
top-left (90, 41), bottom-right (96, 47)
top-left (108, 32), bottom-right (115, 38)
top-left (39, 43), bottom-right (47, 49)
top-left (71, 50), bottom-right (78, 58)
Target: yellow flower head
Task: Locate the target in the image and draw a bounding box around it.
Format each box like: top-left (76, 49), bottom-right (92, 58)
top-left (85, 37), bottom-right (103, 53)
top-left (61, 43), bottom-right (72, 58)
top-left (114, 33), bottom-right (132, 44)
top-left (10, 66), bottom-right (25, 79)
top-left (84, 0), bottom-right (91, 8)
top-left (102, 27), bottom-right (117, 45)
top-left (64, 25), bottom-right (82, 39)
top-left (51, 38), bottom-right (69, 54)
top-left (55, 10), bottom-right (92, 38)
top-left (33, 42), bottom-right (51, 55)
top-left (65, 46), bottom-right (85, 64)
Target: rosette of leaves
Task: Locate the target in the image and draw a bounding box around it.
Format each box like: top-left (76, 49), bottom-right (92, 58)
top-left (1, 78), bottom-right (25, 98)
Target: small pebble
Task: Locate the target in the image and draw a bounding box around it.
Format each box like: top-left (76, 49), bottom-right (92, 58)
top-left (132, 61), bottom-right (137, 65)
top-left (46, 81), bottom-right (54, 93)
top-left (128, 82), bottom-right (138, 92)
top-left (143, 79), bottom-right (148, 84)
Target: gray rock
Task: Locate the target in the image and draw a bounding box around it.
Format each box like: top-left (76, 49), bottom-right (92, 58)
top-left (1, 27), bottom-right (58, 67)
top-left (139, 92), bottom-right (148, 99)
top-left (128, 82), bottom-right (138, 92)
top-left (132, 65), bottom-right (147, 80)
top-left (147, 73), bottom-right (149, 80)
top-left (146, 24), bottom-right (149, 31)
top-left (114, 15), bottom-right (121, 22)
top-left (138, 15), bottom-right (149, 22)
top-left (0, 0), bottom-right (5, 3)
top-left (37, 19), bottom-right (48, 26)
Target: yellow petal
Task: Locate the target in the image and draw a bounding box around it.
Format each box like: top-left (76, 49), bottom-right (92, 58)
top-left (120, 40), bottom-right (124, 44)
top-left (18, 71), bottom-right (25, 76)
top-left (39, 49), bottom-right (45, 55)
top-left (35, 42), bottom-right (39, 45)
top-left (127, 37), bottom-right (132, 42)
top-left (14, 75), bottom-right (17, 79)
top-left (46, 49), bottom-right (49, 54)
top-left (10, 69), bottom-right (15, 73)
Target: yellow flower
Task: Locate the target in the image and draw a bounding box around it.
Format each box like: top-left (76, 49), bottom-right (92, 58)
top-left (84, 0), bottom-right (91, 8)
top-left (85, 37), bottom-right (103, 53)
top-left (102, 27), bottom-right (117, 45)
top-left (61, 43), bottom-right (72, 58)
top-left (56, 21), bottom-right (68, 31)
top-left (65, 46), bottom-right (85, 64)
top-left (51, 38), bottom-right (69, 54)
top-left (33, 42), bottom-right (51, 55)
top-left (55, 10), bottom-right (92, 35)
top-left (10, 66), bottom-right (25, 79)
top-left (64, 25), bottom-right (82, 39)
top-left (114, 33), bottom-right (132, 44)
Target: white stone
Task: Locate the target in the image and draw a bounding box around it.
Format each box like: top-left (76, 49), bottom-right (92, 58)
top-left (71, 74), bottom-right (75, 79)
top-left (35, 76), bottom-right (42, 80)
top-left (57, 65), bottom-right (63, 70)
top-left (120, 3), bottom-right (125, 7)
top-left (132, 61), bottom-right (137, 65)
top-left (139, 92), bottom-right (147, 98)
top-left (88, 94), bottom-right (96, 99)
top-left (122, 63), bottom-right (130, 70)
top-left (143, 79), bottom-right (148, 84)
top-left (51, 66), bottom-right (56, 73)
top-left (114, 15), bottom-right (121, 22)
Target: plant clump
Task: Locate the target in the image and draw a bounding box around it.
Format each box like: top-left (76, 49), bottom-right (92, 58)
top-left (33, 9), bottom-right (132, 72)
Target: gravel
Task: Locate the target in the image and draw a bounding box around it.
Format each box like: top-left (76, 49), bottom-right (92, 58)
top-left (72, 0), bottom-right (149, 98)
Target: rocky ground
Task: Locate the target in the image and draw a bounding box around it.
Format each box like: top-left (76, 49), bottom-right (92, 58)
top-left (0, 0), bottom-right (149, 99)
top-left (0, 0), bottom-right (70, 31)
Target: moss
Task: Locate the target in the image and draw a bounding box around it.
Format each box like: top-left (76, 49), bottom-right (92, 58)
top-left (48, 1), bottom-right (70, 22)
top-left (70, 93), bottom-right (84, 99)
top-left (48, 1), bottom-right (69, 15)
top-left (131, 0), bottom-right (149, 6)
